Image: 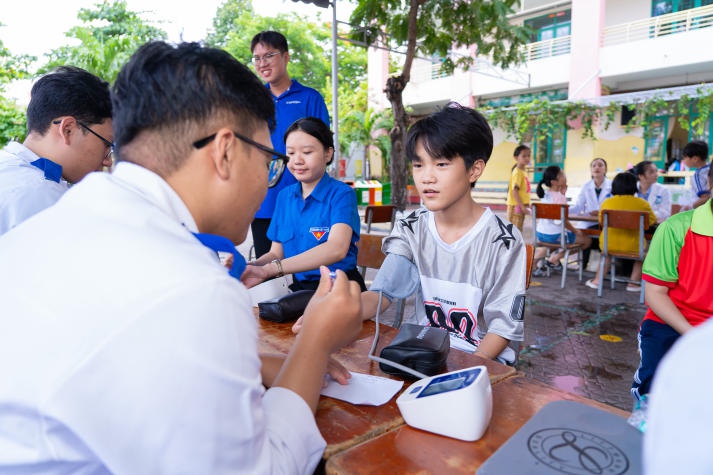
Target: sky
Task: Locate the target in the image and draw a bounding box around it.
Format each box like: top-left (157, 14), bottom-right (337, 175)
top-left (1, 0), bottom-right (353, 101)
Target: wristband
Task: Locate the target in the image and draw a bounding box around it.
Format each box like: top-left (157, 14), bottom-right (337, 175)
top-left (271, 259), bottom-right (284, 278)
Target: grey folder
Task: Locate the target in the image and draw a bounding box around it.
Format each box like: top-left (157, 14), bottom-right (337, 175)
top-left (478, 400), bottom-right (642, 475)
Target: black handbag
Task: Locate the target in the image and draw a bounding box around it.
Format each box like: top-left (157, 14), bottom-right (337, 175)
top-left (257, 290), bottom-right (315, 323)
top-left (379, 323), bottom-right (450, 379)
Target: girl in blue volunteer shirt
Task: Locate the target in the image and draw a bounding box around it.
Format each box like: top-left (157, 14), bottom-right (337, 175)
top-left (241, 117), bottom-right (366, 291)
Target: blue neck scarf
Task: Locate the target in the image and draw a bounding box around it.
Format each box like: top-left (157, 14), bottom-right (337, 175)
top-left (30, 158), bottom-right (63, 183)
top-left (192, 232), bottom-right (246, 280)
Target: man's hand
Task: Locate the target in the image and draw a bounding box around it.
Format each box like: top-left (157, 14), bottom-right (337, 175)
top-left (325, 356), bottom-right (351, 386)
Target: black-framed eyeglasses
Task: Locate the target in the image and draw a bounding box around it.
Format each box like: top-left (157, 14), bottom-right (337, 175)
top-left (53, 119), bottom-right (115, 161)
top-left (193, 131), bottom-right (289, 188)
top-left (251, 51), bottom-right (281, 65)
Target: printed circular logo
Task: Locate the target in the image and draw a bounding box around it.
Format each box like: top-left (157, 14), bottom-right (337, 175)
top-left (527, 428), bottom-right (630, 475)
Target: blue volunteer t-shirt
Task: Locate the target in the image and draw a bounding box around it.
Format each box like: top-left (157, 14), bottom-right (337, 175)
top-left (255, 79), bottom-right (330, 219)
top-left (267, 174), bottom-right (360, 282)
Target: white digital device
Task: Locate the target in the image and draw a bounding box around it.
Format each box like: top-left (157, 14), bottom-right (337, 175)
top-left (396, 365), bottom-right (492, 441)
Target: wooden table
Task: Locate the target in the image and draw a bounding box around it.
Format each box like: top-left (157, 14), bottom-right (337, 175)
top-left (324, 375), bottom-right (630, 474)
top-left (256, 317), bottom-right (516, 459)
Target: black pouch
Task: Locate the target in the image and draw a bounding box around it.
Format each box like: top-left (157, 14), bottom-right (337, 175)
top-left (258, 290), bottom-right (315, 323)
top-left (379, 323), bottom-right (450, 379)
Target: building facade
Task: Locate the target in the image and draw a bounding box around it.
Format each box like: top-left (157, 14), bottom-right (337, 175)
top-left (367, 0), bottom-right (713, 201)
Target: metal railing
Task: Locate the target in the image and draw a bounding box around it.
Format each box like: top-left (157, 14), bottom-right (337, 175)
top-left (521, 35), bottom-right (572, 61)
top-left (602, 4), bottom-right (713, 46)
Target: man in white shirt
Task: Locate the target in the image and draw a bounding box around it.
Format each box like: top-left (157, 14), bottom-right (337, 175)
top-left (0, 66), bottom-right (114, 235)
top-left (0, 41), bottom-right (363, 474)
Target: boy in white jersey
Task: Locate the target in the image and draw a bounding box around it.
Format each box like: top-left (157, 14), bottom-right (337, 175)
top-left (364, 104), bottom-right (527, 364)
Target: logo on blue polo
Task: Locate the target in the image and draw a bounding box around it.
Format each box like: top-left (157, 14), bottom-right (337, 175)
top-left (310, 227), bottom-right (329, 241)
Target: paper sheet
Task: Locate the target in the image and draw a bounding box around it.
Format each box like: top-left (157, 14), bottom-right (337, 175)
top-left (321, 371), bottom-right (404, 406)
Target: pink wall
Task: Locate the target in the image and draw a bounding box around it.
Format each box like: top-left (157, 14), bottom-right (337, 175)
top-left (568, 0), bottom-right (605, 100)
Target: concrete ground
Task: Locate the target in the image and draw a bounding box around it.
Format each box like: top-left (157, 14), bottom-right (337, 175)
top-left (239, 205), bottom-right (644, 413)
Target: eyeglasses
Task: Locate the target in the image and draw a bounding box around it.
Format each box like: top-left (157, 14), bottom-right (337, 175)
top-left (193, 131), bottom-right (289, 188)
top-left (251, 51), bottom-right (281, 65)
top-left (53, 119), bottom-right (115, 162)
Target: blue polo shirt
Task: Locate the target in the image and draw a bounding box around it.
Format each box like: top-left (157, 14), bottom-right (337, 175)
top-left (255, 79), bottom-right (330, 220)
top-left (268, 174), bottom-right (360, 282)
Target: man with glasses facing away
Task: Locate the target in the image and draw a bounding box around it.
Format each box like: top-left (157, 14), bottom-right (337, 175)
top-left (250, 30), bottom-right (331, 258)
top-left (0, 66), bottom-right (113, 236)
top-left (0, 41), bottom-right (363, 474)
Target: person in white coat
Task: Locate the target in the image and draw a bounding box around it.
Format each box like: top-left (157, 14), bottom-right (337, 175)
top-left (0, 66), bottom-right (114, 236)
top-left (0, 41), bottom-right (363, 474)
top-left (570, 157), bottom-right (612, 271)
top-left (634, 160), bottom-right (671, 226)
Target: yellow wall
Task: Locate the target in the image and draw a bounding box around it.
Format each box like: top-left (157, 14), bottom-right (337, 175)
top-left (481, 140), bottom-right (519, 185)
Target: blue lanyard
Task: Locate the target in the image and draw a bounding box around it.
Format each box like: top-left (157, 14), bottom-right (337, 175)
top-left (191, 232), bottom-right (246, 280)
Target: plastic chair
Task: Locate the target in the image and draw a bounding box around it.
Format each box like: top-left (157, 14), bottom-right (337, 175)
top-left (597, 210), bottom-right (649, 304)
top-left (531, 203), bottom-right (584, 289)
top-left (356, 233), bottom-right (405, 328)
top-left (525, 243), bottom-right (534, 290)
top-left (364, 205), bottom-right (396, 233)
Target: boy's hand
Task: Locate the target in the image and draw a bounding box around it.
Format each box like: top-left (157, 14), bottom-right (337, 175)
top-left (297, 267), bottom-right (362, 354)
top-left (240, 264), bottom-right (269, 288)
top-left (291, 316), bottom-right (304, 334)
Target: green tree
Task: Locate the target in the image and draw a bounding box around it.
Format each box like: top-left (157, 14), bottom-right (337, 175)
top-left (41, 0), bottom-right (167, 82)
top-left (349, 0), bottom-right (531, 210)
top-left (341, 90), bottom-right (393, 179)
top-left (0, 29), bottom-right (34, 146)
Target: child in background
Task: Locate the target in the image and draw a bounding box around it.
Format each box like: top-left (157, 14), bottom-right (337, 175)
top-left (681, 140), bottom-right (710, 209)
top-left (532, 165), bottom-right (591, 276)
top-left (631, 163), bottom-right (713, 402)
top-left (506, 144), bottom-right (531, 232)
top-left (352, 104), bottom-right (527, 364)
top-left (241, 117), bottom-right (366, 291)
top-left (584, 172), bottom-right (656, 292)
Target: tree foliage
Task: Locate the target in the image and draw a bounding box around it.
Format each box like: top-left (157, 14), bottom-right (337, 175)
top-left (40, 0), bottom-right (167, 82)
top-left (0, 31), bottom-right (34, 146)
top-left (349, 0), bottom-right (531, 210)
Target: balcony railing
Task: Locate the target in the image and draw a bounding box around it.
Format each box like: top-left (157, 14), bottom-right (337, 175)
top-left (602, 4), bottom-right (713, 46)
top-left (521, 36), bottom-right (572, 61)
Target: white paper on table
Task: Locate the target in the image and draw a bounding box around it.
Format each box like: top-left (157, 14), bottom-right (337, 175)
top-left (320, 371), bottom-right (404, 406)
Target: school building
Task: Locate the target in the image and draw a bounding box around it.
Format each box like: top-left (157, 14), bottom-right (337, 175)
top-left (366, 0), bottom-right (713, 204)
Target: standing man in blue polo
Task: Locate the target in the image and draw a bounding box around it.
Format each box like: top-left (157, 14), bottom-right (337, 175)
top-left (250, 30), bottom-right (330, 258)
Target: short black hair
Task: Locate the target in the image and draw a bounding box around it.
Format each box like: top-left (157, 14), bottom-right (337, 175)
top-left (405, 103), bottom-right (492, 188)
top-left (284, 117), bottom-right (334, 165)
top-left (611, 172), bottom-right (638, 196)
top-left (26, 66), bottom-right (111, 135)
top-left (683, 140), bottom-right (709, 162)
top-left (513, 144), bottom-right (530, 157)
top-left (251, 31), bottom-right (288, 53)
top-left (536, 165), bottom-right (562, 199)
top-left (112, 41), bottom-right (274, 174)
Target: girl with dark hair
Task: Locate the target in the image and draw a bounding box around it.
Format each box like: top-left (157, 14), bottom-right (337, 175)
top-left (242, 117), bottom-right (366, 291)
top-left (585, 172), bottom-right (657, 292)
top-left (532, 165), bottom-right (591, 276)
top-left (506, 144), bottom-right (531, 232)
top-left (634, 160), bottom-right (671, 224)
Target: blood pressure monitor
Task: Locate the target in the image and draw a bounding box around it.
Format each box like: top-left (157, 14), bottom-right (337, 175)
top-left (396, 365), bottom-right (492, 441)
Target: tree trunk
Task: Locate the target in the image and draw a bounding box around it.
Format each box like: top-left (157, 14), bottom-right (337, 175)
top-left (385, 74), bottom-right (409, 211)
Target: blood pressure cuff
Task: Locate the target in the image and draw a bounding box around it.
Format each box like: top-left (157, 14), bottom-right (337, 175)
top-left (258, 290), bottom-right (315, 323)
top-left (380, 323), bottom-right (450, 378)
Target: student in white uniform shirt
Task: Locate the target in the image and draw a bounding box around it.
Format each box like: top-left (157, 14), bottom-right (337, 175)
top-left (634, 160), bottom-right (671, 226)
top-left (0, 66), bottom-right (113, 236)
top-left (569, 157), bottom-right (612, 271)
top-left (0, 42), bottom-right (363, 475)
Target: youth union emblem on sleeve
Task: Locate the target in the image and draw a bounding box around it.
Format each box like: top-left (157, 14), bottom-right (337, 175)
top-left (310, 227), bottom-right (330, 241)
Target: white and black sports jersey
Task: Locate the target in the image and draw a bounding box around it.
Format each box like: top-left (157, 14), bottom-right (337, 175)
top-left (375, 207), bottom-right (526, 354)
